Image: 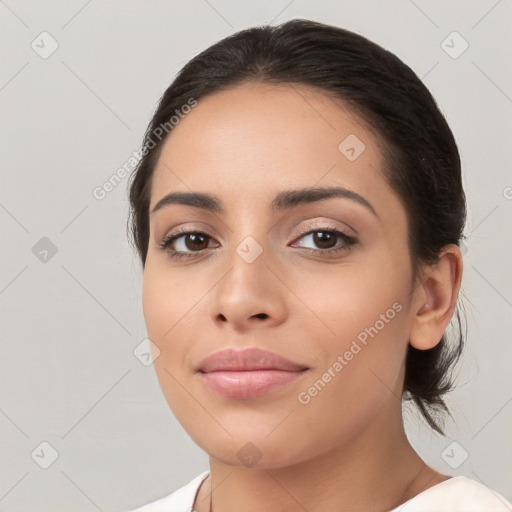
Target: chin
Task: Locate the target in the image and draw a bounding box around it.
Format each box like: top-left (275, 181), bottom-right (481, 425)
top-left (184, 426), bottom-right (324, 470)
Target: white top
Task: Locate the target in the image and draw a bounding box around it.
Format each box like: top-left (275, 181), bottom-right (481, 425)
top-left (127, 471), bottom-right (512, 512)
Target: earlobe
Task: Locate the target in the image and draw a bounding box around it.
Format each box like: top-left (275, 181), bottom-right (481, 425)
top-left (409, 244), bottom-right (463, 351)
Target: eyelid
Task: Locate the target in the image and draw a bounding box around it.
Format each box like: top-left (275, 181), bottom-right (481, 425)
top-left (160, 222), bottom-right (221, 242)
top-left (292, 220), bottom-right (355, 239)
top-left (160, 219), bottom-right (352, 245)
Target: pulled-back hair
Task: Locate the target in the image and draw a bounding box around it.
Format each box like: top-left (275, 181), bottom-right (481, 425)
top-left (128, 19), bottom-right (467, 434)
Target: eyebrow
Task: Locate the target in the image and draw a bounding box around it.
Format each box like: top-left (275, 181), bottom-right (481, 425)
top-left (151, 186), bottom-right (378, 218)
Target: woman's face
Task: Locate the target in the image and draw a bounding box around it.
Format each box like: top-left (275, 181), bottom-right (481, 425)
top-left (143, 82), bottom-right (422, 468)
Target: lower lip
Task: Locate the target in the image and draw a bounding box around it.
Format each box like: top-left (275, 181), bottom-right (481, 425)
top-left (200, 370), bottom-right (308, 398)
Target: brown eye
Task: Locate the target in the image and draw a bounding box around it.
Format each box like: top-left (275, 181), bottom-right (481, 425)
top-left (310, 231), bottom-right (338, 249)
top-left (181, 233), bottom-right (210, 251)
top-left (291, 227), bottom-right (357, 257)
top-left (160, 231), bottom-right (219, 259)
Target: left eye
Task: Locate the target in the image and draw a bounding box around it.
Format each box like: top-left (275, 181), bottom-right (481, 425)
top-left (291, 229), bottom-right (356, 253)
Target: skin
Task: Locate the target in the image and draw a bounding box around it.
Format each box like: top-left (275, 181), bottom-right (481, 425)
top-left (142, 82), bottom-right (463, 512)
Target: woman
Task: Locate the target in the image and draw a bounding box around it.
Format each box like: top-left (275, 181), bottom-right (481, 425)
top-left (127, 19), bottom-right (510, 512)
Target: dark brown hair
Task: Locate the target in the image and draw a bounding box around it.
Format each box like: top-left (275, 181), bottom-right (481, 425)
top-left (128, 19), bottom-right (467, 434)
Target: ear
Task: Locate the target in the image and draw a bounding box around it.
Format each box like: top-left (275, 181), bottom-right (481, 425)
top-left (409, 244), bottom-right (463, 350)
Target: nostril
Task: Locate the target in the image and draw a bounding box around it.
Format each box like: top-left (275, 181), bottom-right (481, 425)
top-left (253, 313), bottom-right (268, 319)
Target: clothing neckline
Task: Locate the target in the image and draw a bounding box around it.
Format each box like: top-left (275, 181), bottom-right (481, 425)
top-left (192, 472), bottom-right (465, 511)
top-left (389, 475), bottom-right (465, 510)
top-left (192, 471), bottom-right (210, 510)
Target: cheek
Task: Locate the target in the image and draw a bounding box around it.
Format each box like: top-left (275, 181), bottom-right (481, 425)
top-left (141, 260), bottom-right (204, 415)
top-left (286, 266), bottom-right (410, 455)
top-left (287, 251), bottom-right (409, 336)
top-left (141, 256), bottom-right (220, 394)
top-left (142, 271), bottom-right (170, 346)
top-left (286, 256), bottom-right (411, 392)
top-left (142, 257), bottom-right (205, 343)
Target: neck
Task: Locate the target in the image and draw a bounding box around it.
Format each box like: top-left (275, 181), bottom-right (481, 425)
top-left (196, 405), bottom-right (446, 512)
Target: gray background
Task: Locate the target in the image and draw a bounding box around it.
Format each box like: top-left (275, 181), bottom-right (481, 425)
top-left (1, 1), bottom-right (511, 511)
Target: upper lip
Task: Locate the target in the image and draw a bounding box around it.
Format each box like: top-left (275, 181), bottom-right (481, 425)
top-left (197, 347), bottom-right (308, 373)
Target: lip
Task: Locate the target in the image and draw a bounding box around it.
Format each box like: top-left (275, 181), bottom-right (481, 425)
top-left (196, 347), bottom-right (309, 399)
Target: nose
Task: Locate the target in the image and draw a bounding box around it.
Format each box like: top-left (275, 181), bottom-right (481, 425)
top-left (209, 245), bottom-right (288, 333)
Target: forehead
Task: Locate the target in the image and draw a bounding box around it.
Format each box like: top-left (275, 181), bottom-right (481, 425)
top-left (149, 82), bottom-right (392, 214)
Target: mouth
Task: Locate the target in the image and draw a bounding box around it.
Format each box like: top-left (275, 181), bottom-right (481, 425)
top-left (196, 347), bottom-right (310, 399)
top-left (200, 369), bottom-right (309, 399)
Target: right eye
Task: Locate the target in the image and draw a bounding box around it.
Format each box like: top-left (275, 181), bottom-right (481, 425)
top-left (159, 231), bottom-right (220, 259)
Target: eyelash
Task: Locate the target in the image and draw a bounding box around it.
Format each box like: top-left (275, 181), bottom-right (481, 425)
top-left (159, 225), bottom-right (357, 260)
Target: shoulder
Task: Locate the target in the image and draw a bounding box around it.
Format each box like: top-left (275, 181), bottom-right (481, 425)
top-left (390, 476), bottom-right (512, 512)
top-left (126, 471), bottom-right (210, 512)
